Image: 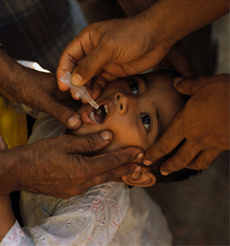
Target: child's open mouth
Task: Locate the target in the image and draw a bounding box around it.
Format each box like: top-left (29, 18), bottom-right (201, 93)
top-left (81, 104), bottom-right (109, 125)
top-left (89, 105), bottom-right (108, 124)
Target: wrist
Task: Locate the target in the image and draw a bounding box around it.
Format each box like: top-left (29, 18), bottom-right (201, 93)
top-left (0, 49), bottom-right (18, 88)
top-left (0, 147), bottom-right (27, 194)
top-left (142, 2), bottom-right (182, 49)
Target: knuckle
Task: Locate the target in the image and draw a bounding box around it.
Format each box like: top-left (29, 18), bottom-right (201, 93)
top-left (189, 160), bottom-right (208, 170)
top-left (169, 159), bottom-right (184, 171)
top-left (84, 134), bottom-right (97, 150)
top-left (80, 58), bottom-right (94, 73)
top-left (157, 144), bottom-right (172, 156)
top-left (73, 156), bottom-right (90, 183)
top-left (165, 154), bottom-right (189, 171)
top-left (108, 155), bottom-right (121, 169)
top-left (102, 37), bottom-right (116, 50)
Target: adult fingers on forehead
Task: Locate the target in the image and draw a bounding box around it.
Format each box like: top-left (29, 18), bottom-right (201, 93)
top-left (173, 75), bottom-right (226, 96)
top-left (88, 147), bottom-right (143, 175)
top-left (159, 140), bottom-right (202, 174)
top-left (186, 149), bottom-right (220, 170)
top-left (166, 42), bottom-right (197, 78)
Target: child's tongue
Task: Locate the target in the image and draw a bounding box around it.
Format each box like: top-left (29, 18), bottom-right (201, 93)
top-left (94, 106), bottom-right (107, 124)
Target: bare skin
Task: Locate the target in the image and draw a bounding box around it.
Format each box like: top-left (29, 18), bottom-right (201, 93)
top-left (0, 49), bottom-right (142, 197)
top-left (0, 49), bottom-right (81, 129)
top-left (144, 74), bottom-right (229, 173)
top-left (0, 131), bottom-right (142, 198)
top-left (57, 0), bottom-right (228, 87)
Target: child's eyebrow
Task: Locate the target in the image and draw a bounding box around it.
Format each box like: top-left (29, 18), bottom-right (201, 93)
top-left (141, 75), bottom-right (150, 89)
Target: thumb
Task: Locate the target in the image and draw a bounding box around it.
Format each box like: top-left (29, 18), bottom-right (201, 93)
top-left (174, 77), bottom-right (201, 96)
top-left (45, 99), bottom-right (82, 130)
top-left (71, 44), bottom-right (112, 86)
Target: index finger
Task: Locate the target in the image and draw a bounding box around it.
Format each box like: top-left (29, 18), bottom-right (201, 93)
top-left (143, 115), bottom-right (184, 165)
top-left (89, 147), bottom-right (143, 175)
top-left (57, 32), bottom-right (89, 87)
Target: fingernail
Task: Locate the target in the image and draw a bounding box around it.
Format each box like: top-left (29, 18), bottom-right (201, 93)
top-left (174, 77), bottom-right (184, 85)
top-left (68, 116), bottom-right (81, 129)
top-left (143, 159), bottom-right (152, 166)
top-left (135, 152), bottom-right (143, 160)
top-left (134, 166), bottom-right (141, 173)
top-left (160, 170), bottom-right (170, 176)
top-left (100, 131), bottom-right (112, 141)
top-left (71, 73), bottom-right (83, 86)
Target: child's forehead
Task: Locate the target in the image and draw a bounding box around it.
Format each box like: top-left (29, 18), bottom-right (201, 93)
top-left (137, 71), bottom-right (175, 95)
top-left (142, 70), bottom-right (176, 84)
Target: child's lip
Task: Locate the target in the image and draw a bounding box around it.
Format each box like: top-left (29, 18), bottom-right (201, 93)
top-left (81, 100), bottom-right (112, 125)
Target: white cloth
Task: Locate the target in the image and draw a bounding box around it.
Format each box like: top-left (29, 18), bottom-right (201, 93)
top-left (1, 112), bottom-right (172, 246)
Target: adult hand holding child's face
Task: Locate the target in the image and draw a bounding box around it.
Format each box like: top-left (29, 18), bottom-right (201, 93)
top-left (0, 131), bottom-right (142, 198)
top-left (143, 74), bottom-right (229, 174)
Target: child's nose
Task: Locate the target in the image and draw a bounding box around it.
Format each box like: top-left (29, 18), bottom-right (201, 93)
top-left (115, 92), bottom-right (131, 114)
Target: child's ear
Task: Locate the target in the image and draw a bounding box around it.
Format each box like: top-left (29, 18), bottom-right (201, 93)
top-left (122, 167), bottom-right (156, 187)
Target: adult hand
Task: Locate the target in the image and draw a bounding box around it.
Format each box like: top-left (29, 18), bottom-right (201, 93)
top-left (57, 0), bottom-right (228, 97)
top-left (0, 49), bottom-right (81, 129)
top-left (57, 15), bottom-right (173, 91)
top-left (143, 74), bottom-right (229, 174)
top-left (57, 18), bottom-right (195, 101)
top-left (0, 131), bottom-right (142, 198)
top-left (89, 41), bottom-right (196, 101)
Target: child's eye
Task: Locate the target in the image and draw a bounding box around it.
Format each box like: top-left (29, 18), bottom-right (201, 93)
top-left (129, 80), bottom-right (138, 95)
top-left (141, 113), bottom-right (151, 132)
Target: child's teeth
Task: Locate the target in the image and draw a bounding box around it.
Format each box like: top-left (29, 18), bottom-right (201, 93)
top-left (89, 111), bottom-right (96, 122)
top-left (104, 105), bottom-right (108, 114)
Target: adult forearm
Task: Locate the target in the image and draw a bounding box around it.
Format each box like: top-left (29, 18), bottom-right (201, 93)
top-left (117, 0), bottom-right (156, 16)
top-left (0, 148), bottom-right (27, 194)
top-left (0, 49), bottom-right (17, 102)
top-left (142, 0), bottom-right (229, 47)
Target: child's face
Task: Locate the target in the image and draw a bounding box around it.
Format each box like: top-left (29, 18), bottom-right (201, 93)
top-left (71, 71), bottom-right (184, 154)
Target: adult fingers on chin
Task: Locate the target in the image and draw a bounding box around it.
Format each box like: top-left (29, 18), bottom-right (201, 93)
top-left (109, 162), bottom-right (139, 178)
top-left (91, 147), bottom-right (143, 174)
top-left (70, 131), bottom-right (113, 153)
